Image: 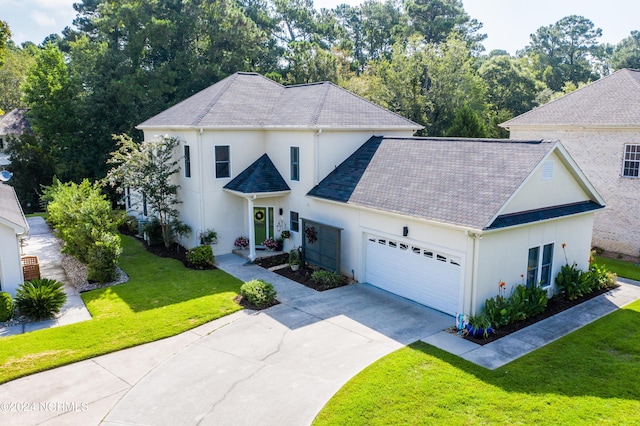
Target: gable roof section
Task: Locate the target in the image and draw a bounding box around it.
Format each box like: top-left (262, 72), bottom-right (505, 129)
top-left (138, 72), bottom-right (421, 130)
top-left (0, 183), bottom-right (28, 233)
top-left (307, 136), bottom-right (384, 202)
top-left (0, 109), bottom-right (31, 136)
top-left (308, 137), bottom-right (602, 230)
top-left (223, 154), bottom-right (290, 195)
top-left (501, 68), bottom-right (640, 128)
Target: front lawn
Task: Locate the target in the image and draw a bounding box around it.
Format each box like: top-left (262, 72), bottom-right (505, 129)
top-left (314, 299), bottom-right (640, 425)
top-left (595, 255), bottom-right (640, 281)
top-left (0, 235), bottom-right (243, 384)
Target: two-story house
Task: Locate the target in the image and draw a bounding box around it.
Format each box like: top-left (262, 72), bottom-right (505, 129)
top-left (501, 68), bottom-right (640, 256)
top-left (136, 72), bottom-right (604, 318)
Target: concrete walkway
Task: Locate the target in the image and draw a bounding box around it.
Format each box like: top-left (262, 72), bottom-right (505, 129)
top-left (0, 217), bottom-right (91, 337)
top-left (1, 250), bottom-right (639, 425)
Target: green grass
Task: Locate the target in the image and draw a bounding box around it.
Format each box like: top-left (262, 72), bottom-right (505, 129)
top-left (595, 256), bottom-right (640, 281)
top-left (0, 235), bottom-right (243, 384)
top-left (314, 299), bottom-right (640, 425)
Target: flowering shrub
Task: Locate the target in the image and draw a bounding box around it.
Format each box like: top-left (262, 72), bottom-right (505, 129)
top-left (234, 236), bottom-right (249, 248)
top-left (263, 237), bottom-right (278, 250)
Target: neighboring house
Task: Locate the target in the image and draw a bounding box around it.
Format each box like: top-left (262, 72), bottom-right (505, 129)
top-left (501, 68), bottom-right (640, 256)
top-left (0, 183), bottom-right (29, 296)
top-left (136, 72), bottom-right (604, 317)
top-left (0, 108), bottom-right (30, 166)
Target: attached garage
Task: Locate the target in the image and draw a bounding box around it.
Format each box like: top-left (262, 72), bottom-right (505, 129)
top-left (364, 235), bottom-right (461, 315)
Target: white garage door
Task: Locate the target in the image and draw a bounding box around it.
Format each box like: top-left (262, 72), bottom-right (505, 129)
top-left (365, 235), bottom-right (461, 315)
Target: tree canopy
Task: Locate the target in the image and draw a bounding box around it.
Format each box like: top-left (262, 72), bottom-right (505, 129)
top-left (0, 0), bottom-right (637, 210)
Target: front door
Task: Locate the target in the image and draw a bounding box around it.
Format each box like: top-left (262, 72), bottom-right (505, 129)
top-left (254, 207), bottom-right (274, 246)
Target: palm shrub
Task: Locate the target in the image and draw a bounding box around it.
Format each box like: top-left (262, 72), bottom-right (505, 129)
top-left (15, 279), bottom-right (67, 320)
top-left (186, 245), bottom-right (215, 269)
top-left (240, 279), bottom-right (277, 308)
top-left (0, 292), bottom-right (13, 322)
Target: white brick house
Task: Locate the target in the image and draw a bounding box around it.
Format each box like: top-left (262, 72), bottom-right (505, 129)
top-left (501, 69), bottom-right (640, 256)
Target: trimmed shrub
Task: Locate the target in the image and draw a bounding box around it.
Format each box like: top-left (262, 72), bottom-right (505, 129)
top-left (186, 245), bottom-right (215, 269)
top-left (0, 292), bottom-right (13, 322)
top-left (311, 270), bottom-right (342, 289)
top-left (240, 279), bottom-right (277, 308)
top-left (87, 231), bottom-right (123, 283)
top-left (15, 279), bottom-right (67, 320)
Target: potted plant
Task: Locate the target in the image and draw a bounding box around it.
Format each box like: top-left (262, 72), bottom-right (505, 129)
top-left (234, 236), bottom-right (249, 249)
top-left (463, 313), bottom-right (493, 339)
top-left (288, 247), bottom-right (301, 271)
top-left (276, 237), bottom-right (284, 251)
top-left (263, 237), bottom-right (278, 251)
top-left (281, 230), bottom-right (290, 239)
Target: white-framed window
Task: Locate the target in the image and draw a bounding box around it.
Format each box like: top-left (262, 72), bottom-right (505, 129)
top-left (622, 144), bottom-right (640, 178)
top-left (215, 145), bottom-right (230, 178)
top-left (527, 243), bottom-right (554, 288)
top-left (184, 145), bottom-right (191, 178)
top-left (290, 146), bottom-right (300, 181)
top-left (290, 211), bottom-right (299, 232)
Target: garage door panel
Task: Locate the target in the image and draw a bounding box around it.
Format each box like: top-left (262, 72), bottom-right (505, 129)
top-left (365, 236), bottom-right (460, 315)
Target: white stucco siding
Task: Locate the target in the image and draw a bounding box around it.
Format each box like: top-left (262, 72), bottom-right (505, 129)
top-left (501, 151), bottom-right (592, 215)
top-left (474, 213), bottom-right (595, 315)
top-left (307, 198), bottom-right (470, 316)
top-left (316, 130), bottom-right (414, 183)
top-left (264, 130), bottom-right (315, 195)
top-left (0, 223), bottom-right (23, 296)
top-left (509, 127), bottom-right (640, 255)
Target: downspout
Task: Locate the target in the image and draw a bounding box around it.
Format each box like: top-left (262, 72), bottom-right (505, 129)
top-left (467, 231), bottom-right (481, 316)
top-left (247, 194), bottom-right (257, 262)
top-left (315, 128), bottom-right (322, 185)
top-left (198, 128), bottom-right (205, 245)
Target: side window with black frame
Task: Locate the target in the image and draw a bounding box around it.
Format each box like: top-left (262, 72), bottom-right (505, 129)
top-left (290, 146), bottom-right (300, 181)
top-left (215, 145), bottom-right (230, 178)
top-left (184, 145), bottom-right (191, 178)
top-left (290, 211), bottom-right (299, 232)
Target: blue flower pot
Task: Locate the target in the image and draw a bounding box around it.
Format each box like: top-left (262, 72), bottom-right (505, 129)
top-left (466, 324), bottom-right (494, 338)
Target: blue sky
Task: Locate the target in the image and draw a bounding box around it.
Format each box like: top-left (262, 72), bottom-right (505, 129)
top-left (1, 0), bottom-right (638, 54)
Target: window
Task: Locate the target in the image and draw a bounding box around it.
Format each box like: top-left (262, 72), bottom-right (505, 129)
top-left (290, 211), bottom-right (299, 232)
top-left (184, 145), bottom-right (191, 178)
top-left (142, 193), bottom-right (148, 216)
top-left (623, 144), bottom-right (640, 177)
top-left (290, 146), bottom-right (300, 181)
top-left (527, 243), bottom-right (554, 288)
top-left (124, 187), bottom-right (131, 210)
top-left (215, 145), bottom-right (230, 178)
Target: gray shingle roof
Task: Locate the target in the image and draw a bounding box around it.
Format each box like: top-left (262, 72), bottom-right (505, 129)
top-left (501, 68), bottom-right (640, 128)
top-left (0, 183), bottom-right (28, 232)
top-left (308, 136), bottom-right (568, 230)
top-left (0, 109), bottom-right (31, 135)
top-left (224, 154), bottom-right (290, 194)
top-left (138, 72), bottom-right (421, 130)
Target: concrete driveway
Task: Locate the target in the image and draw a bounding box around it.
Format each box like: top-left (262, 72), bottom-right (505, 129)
top-left (1, 255), bottom-right (453, 426)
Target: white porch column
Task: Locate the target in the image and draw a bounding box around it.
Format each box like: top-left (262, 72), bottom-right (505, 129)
top-left (247, 196), bottom-right (256, 261)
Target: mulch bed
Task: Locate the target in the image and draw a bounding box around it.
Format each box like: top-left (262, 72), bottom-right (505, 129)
top-left (254, 254), bottom-right (351, 291)
top-left (132, 237), bottom-right (216, 271)
top-left (461, 285), bottom-right (617, 345)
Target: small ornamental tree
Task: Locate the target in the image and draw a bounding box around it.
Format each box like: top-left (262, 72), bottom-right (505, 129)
top-left (107, 134), bottom-right (182, 248)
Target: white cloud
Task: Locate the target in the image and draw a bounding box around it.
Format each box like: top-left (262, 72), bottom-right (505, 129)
top-left (30, 10), bottom-right (57, 27)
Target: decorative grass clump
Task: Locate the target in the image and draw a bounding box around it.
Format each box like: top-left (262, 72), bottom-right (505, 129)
top-left (14, 279), bottom-right (67, 320)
